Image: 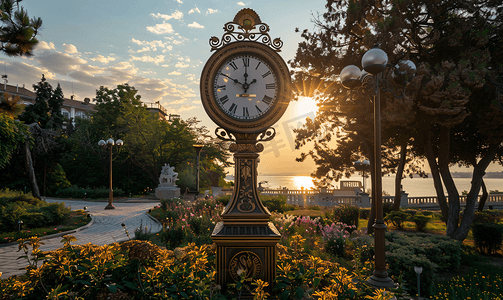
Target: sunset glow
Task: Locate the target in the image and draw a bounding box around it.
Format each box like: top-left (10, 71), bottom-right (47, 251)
top-left (293, 176), bottom-right (316, 190)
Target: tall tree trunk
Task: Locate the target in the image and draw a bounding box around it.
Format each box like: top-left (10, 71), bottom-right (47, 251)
top-left (24, 141), bottom-right (41, 199)
top-left (438, 127), bottom-right (460, 237)
top-left (423, 129), bottom-right (449, 221)
top-left (393, 139), bottom-right (408, 211)
top-left (451, 143), bottom-right (500, 241)
top-left (477, 179), bottom-right (488, 212)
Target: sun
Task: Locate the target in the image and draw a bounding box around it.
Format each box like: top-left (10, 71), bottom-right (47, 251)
top-left (294, 96), bottom-right (319, 117)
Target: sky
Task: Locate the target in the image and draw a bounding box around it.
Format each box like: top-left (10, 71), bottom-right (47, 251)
top-left (1, 0), bottom-right (328, 175)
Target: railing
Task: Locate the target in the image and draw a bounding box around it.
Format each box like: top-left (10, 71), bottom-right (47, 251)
top-left (259, 187), bottom-right (503, 209)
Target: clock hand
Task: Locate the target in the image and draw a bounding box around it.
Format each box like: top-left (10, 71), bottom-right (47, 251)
top-left (220, 73), bottom-right (243, 85)
top-left (243, 63), bottom-right (249, 92)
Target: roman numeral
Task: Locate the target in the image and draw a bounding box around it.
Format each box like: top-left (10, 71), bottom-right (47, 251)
top-left (266, 83), bottom-right (275, 89)
top-left (262, 71), bottom-right (271, 78)
top-left (219, 95), bottom-right (229, 104)
top-left (229, 62), bottom-right (238, 70)
top-left (217, 85), bottom-right (226, 90)
top-left (262, 95), bottom-right (273, 105)
top-left (243, 107), bottom-right (249, 117)
top-left (255, 62), bottom-right (261, 70)
top-left (229, 103), bottom-right (237, 115)
top-left (242, 58), bottom-right (249, 67)
top-left (255, 105), bottom-right (262, 113)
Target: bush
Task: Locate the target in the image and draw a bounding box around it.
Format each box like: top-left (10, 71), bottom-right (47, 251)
top-left (260, 195), bottom-right (291, 213)
top-left (473, 210), bottom-right (503, 224)
top-left (215, 194), bottom-right (231, 207)
top-left (320, 222), bottom-right (353, 257)
top-left (382, 232), bottom-right (463, 297)
top-left (160, 225), bottom-right (185, 249)
top-left (0, 199), bottom-right (71, 233)
top-left (472, 223), bottom-right (503, 255)
top-left (384, 210), bottom-right (410, 229)
top-left (324, 205), bottom-right (359, 230)
top-left (412, 213), bottom-right (431, 231)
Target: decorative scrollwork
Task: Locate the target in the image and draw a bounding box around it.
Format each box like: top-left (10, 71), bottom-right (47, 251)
top-left (380, 77), bottom-right (406, 99)
top-left (215, 127), bottom-right (236, 141)
top-left (257, 127), bottom-right (276, 142)
top-left (209, 9), bottom-right (283, 52)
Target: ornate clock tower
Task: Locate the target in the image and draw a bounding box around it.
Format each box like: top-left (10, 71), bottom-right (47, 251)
top-left (200, 9), bottom-right (291, 294)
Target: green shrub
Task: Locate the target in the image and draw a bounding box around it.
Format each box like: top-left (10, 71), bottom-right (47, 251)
top-left (383, 232), bottom-right (463, 297)
top-left (384, 210), bottom-right (410, 229)
top-left (412, 213), bottom-right (431, 231)
top-left (472, 223), bottom-right (503, 255)
top-left (215, 194), bottom-right (231, 207)
top-left (0, 200), bottom-right (71, 233)
top-left (160, 225), bottom-right (185, 249)
top-left (383, 202), bottom-right (394, 216)
top-left (359, 208), bottom-right (371, 219)
top-left (473, 211), bottom-right (503, 224)
top-left (324, 204), bottom-right (359, 229)
top-left (260, 195), bottom-right (290, 213)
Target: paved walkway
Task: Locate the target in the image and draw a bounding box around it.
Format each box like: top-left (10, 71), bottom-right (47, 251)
top-left (0, 198), bottom-right (162, 279)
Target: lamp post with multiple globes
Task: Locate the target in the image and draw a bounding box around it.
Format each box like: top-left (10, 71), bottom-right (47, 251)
top-left (98, 138), bottom-right (123, 210)
top-left (340, 44), bottom-right (416, 288)
top-left (354, 159), bottom-right (370, 193)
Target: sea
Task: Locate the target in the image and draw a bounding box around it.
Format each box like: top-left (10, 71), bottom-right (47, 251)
top-left (255, 175), bottom-right (503, 197)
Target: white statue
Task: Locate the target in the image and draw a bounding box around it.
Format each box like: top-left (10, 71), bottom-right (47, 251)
top-left (159, 163), bottom-right (178, 186)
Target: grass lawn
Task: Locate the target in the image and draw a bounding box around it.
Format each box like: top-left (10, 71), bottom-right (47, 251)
top-left (0, 210), bottom-right (91, 244)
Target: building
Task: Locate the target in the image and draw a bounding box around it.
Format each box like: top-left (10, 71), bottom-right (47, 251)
top-left (1, 82), bottom-right (171, 122)
top-left (0, 83), bottom-right (95, 122)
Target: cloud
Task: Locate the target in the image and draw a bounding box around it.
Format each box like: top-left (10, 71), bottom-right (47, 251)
top-left (174, 0), bottom-right (182, 3)
top-left (178, 104), bottom-right (196, 112)
top-left (91, 55), bottom-right (116, 64)
top-left (188, 22), bottom-right (204, 29)
top-left (131, 55), bottom-right (165, 65)
top-left (168, 71), bottom-right (182, 75)
top-left (151, 10), bottom-right (183, 20)
top-left (188, 7), bottom-right (200, 14)
top-left (1, 60), bottom-right (54, 86)
top-left (206, 8), bottom-right (218, 14)
top-left (237, 1), bottom-right (246, 6)
top-left (147, 23), bottom-right (174, 34)
top-left (175, 62), bottom-right (189, 68)
top-left (36, 52), bottom-right (87, 76)
top-left (35, 41), bottom-right (55, 51)
top-left (169, 99), bottom-right (186, 104)
top-left (63, 44), bottom-right (78, 54)
top-left (131, 38), bottom-right (143, 45)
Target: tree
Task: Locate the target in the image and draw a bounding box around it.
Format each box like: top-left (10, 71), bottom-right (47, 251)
top-left (47, 83), bottom-right (65, 130)
top-left (0, 93), bottom-right (27, 169)
top-left (20, 74), bottom-right (51, 127)
top-left (0, 0), bottom-right (42, 56)
top-left (291, 0), bottom-right (503, 240)
top-left (59, 84), bottom-right (231, 195)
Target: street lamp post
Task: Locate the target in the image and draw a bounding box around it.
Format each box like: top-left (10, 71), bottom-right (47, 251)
top-left (193, 144), bottom-right (204, 195)
top-left (98, 138), bottom-right (123, 210)
top-left (340, 44), bottom-right (416, 288)
top-left (354, 159), bottom-right (370, 192)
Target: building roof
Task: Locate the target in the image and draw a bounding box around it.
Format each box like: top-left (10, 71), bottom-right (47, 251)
top-left (0, 83), bottom-right (95, 112)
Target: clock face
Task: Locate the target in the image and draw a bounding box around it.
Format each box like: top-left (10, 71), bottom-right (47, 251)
top-left (214, 54), bottom-right (277, 121)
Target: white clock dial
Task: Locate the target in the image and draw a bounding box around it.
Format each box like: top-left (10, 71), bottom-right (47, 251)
top-left (214, 54), bottom-right (277, 120)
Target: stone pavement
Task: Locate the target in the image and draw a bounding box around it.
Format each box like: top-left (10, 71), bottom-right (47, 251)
top-left (0, 198), bottom-right (162, 279)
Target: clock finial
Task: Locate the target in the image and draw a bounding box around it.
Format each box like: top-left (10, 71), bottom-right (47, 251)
top-left (209, 8), bottom-right (283, 52)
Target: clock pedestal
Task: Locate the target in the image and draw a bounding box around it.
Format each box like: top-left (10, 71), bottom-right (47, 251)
top-left (211, 133), bottom-right (281, 296)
